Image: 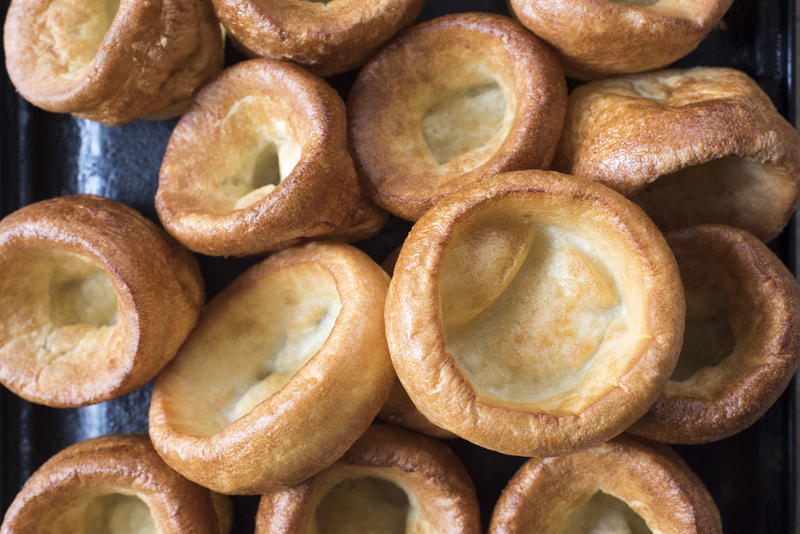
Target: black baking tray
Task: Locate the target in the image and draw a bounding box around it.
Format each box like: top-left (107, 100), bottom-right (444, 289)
top-left (1, 1), bottom-right (797, 532)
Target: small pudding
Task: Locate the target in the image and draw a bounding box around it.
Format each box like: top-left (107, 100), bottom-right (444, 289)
top-left (509, 0), bottom-right (731, 79)
top-left (4, 0), bottom-right (223, 125)
top-left (555, 67), bottom-right (800, 241)
top-left (156, 58), bottom-right (386, 257)
top-left (348, 13), bottom-right (566, 221)
top-left (149, 242), bottom-right (394, 494)
top-left (489, 438), bottom-right (722, 534)
top-left (0, 434), bottom-right (231, 534)
top-left (255, 424), bottom-right (480, 534)
top-left (629, 225), bottom-right (800, 443)
top-left (0, 195), bottom-right (204, 407)
top-left (385, 170), bottom-right (684, 457)
top-left (212, 0), bottom-right (424, 76)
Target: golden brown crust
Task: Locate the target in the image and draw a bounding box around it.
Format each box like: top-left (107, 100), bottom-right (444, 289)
top-left (213, 0), bottom-right (425, 76)
top-left (255, 424), bottom-right (481, 534)
top-left (509, 0), bottom-right (731, 79)
top-left (554, 67), bottom-right (800, 241)
top-left (1, 434), bottom-right (225, 534)
top-left (4, 0), bottom-right (223, 125)
top-left (0, 195), bottom-right (204, 407)
top-left (629, 225), bottom-right (800, 443)
top-left (149, 242), bottom-right (395, 494)
top-left (385, 170), bottom-right (684, 457)
top-left (489, 437), bottom-right (722, 534)
top-left (156, 58), bottom-right (386, 257)
top-left (348, 13), bottom-right (567, 221)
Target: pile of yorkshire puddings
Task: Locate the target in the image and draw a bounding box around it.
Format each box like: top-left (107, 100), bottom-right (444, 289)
top-left (2, 0), bottom-right (799, 531)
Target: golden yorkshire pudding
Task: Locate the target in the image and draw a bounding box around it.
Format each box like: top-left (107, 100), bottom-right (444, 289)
top-left (148, 242), bottom-right (394, 494)
top-left (156, 58), bottom-right (386, 257)
top-left (348, 13), bottom-right (567, 221)
top-left (1, 434), bottom-right (232, 534)
top-left (212, 0), bottom-right (424, 77)
top-left (555, 67), bottom-right (800, 242)
top-left (489, 437), bottom-right (722, 534)
top-left (3, 0), bottom-right (223, 125)
top-left (628, 225), bottom-right (800, 443)
top-left (509, 0), bottom-right (731, 79)
top-left (255, 424), bottom-right (480, 534)
top-left (0, 195), bottom-right (204, 408)
top-left (385, 170), bottom-right (685, 457)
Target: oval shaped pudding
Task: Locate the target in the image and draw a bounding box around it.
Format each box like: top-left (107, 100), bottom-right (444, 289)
top-left (156, 58), bottom-right (385, 256)
top-left (509, 0), bottom-right (731, 79)
top-left (4, 0), bottom-right (223, 125)
top-left (149, 242), bottom-right (394, 494)
top-left (628, 225), bottom-right (800, 443)
top-left (555, 67), bottom-right (800, 241)
top-left (212, 0), bottom-right (424, 76)
top-left (0, 195), bottom-right (204, 407)
top-left (255, 424), bottom-right (480, 534)
top-left (1, 434), bottom-right (231, 534)
top-left (385, 170), bottom-right (684, 457)
top-left (348, 13), bottom-right (566, 221)
top-left (489, 437), bottom-right (722, 534)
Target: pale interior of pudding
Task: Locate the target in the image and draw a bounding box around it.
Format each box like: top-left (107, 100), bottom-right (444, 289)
top-left (422, 82), bottom-right (507, 165)
top-left (313, 477), bottom-right (410, 534)
top-left (41, 0), bottom-right (120, 79)
top-left (630, 157), bottom-right (796, 237)
top-left (51, 493), bottom-right (156, 534)
top-left (671, 298), bottom-right (734, 382)
top-left (0, 249), bottom-right (120, 370)
top-left (561, 492), bottom-right (651, 534)
top-left (209, 96), bottom-right (302, 211)
top-left (441, 213), bottom-right (639, 412)
top-left (164, 263), bottom-right (341, 437)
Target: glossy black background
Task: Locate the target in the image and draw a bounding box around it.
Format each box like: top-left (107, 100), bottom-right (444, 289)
top-left (1, 0), bottom-right (797, 532)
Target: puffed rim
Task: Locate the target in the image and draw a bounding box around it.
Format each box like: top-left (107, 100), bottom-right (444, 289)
top-left (554, 67), bottom-right (800, 241)
top-left (385, 170), bottom-right (684, 457)
top-left (509, 0), bottom-right (731, 79)
top-left (212, 0), bottom-right (424, 76)
top-left (149, 242), bottom-right (395, 494)
top-left (3, 0), bottom-right (223, 125)
top-left (255, 424), bottom-right (481, 534)
top-left (1, 434), bottom-right (230, 534)
top-left (629, 225), bottom-right (800, 443)
top-left (489, 437), bottom-right (722, 534)
top-left (0, 195), bottom-right (204, 408)
top-left (156, 58), bottom-right (386, 257)
top-left (348, 12), bottom-right (567, 221)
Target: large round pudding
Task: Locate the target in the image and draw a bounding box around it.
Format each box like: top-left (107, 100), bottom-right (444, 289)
top-left (385, 170), bottom-right (685, 456)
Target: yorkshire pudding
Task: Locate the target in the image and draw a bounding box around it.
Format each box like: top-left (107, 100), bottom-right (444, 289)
top-left (385, 170), bottom-right (685, 457)
top-left (1, 434), bottom-right (231, 534)
top-left (0, 195), bottom-right (204, 407)
top-left (149, 242), bottom-right (394, 494)
top-left (255, 424), bottom-right (480, 534)
top-left (4, 0), bottom-right (223, 125)
top-left (156, 58), bottom-right (385, 257)
top-left (509, 0), bottom-right (731, 79)
top-left (629, 225), bottom-right (800, 443)
top-left (555, 67), bottom-right (800, 241)
top-left (212, 0), bottom-right (424, 76)
top-left (489, 437), bottom-right (722, 534)
top-left (348, 13), bottom-right (566, 221)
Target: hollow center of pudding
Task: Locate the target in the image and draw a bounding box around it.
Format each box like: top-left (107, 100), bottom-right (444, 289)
top-left (422, 83), bottom-right (506, 164)
top-left (42, 0), bottom-right (119, 78)
top-left (53, 493), bottom-right (156, 534)
top-left (49, 253), bottom-right (119, 328)
top-left (562, 492), bottom-right (651, 534)
top-left (630, 157), bottom-right (797, 239)
top-left (211, 96), bottom-right (302, 211)
top-left (442, 219), bottom-right (624, 407)
top-left (608, 0), bottom-right (658, 5)
top-left (315, 477), bottom-right (409, 534)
